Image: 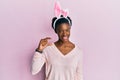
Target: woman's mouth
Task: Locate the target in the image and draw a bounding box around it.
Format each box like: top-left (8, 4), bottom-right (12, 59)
top-left (62, 36), bottom-right (68, 40)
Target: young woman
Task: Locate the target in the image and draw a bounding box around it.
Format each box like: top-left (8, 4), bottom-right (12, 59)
top-left (31, 2), bottom-right (83, 80)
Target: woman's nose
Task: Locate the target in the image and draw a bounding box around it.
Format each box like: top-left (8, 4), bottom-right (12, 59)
top-left (63, 31), bottom-right (67, 35)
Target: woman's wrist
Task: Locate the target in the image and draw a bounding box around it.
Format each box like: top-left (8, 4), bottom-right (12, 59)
top-left (35, 48), bottom-right (43, 53)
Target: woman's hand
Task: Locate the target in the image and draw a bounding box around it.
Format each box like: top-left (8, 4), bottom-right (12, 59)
top-left (37, 37), bottom-right (51, 51)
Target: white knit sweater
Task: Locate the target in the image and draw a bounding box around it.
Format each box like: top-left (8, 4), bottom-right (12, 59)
top-left (31, 43), bottom-right (83, 80)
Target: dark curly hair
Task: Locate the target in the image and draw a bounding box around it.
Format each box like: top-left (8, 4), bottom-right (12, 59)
top-left (52, 15), bottom-right (72, 33)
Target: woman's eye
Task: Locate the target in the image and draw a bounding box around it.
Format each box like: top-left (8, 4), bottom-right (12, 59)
top-left (66, 29), bottom-right (70, 32)
top-left (59, 30), bottom-right (63, 33)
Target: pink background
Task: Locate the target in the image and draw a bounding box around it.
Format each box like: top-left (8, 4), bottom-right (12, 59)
top-left (0, 0), bottom-right (120, 80)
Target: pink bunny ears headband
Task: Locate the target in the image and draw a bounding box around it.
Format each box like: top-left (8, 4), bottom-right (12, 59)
top-left (53, 1), bottom-right (72, 29)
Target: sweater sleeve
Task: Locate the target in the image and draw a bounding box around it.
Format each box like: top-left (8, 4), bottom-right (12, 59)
top-left (76, 49), bottom-right (83, 80)
top-left (31, 51), bottom-right (46, 75)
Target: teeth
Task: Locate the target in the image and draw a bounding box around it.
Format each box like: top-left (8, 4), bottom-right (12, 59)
top-left (63, 36), bottom-right (68, 40)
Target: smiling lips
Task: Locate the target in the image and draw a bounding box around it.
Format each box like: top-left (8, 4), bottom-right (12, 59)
top-left (63, 36), bottom-right (68, 40)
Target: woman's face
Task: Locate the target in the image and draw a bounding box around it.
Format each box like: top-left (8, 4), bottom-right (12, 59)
top-left (56, 23), bottom-right (71, 42)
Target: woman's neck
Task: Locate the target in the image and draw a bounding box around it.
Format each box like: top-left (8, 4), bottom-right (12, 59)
top-left (55, 39), bottom-right (71, 46)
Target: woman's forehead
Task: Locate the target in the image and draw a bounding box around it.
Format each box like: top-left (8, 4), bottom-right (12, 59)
top-left (57, 23), bottom-right (71, 29)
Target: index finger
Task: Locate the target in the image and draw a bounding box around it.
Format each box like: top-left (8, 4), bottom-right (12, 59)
top-left (45, 37), bottom-right (51, 40)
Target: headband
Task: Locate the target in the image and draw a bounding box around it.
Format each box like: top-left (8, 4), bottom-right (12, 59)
top-left (53, 1), bottom-right (71, 29)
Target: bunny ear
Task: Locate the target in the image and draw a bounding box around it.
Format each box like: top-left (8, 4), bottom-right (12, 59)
top-left (54, 1), bottom-right (61, 17)
top-left (62, 9), bottom-right (69, 17)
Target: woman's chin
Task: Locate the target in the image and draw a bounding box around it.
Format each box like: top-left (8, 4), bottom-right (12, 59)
top-left (62, 39), bottom-right (69, 42)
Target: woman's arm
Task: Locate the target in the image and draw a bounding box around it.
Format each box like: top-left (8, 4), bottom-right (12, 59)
top-left (31, 51), bottom-right (46, 75)
top-left (76, 49), bottom-right (83, 80)
top-left (31, 37), bottom-right (51, 75)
